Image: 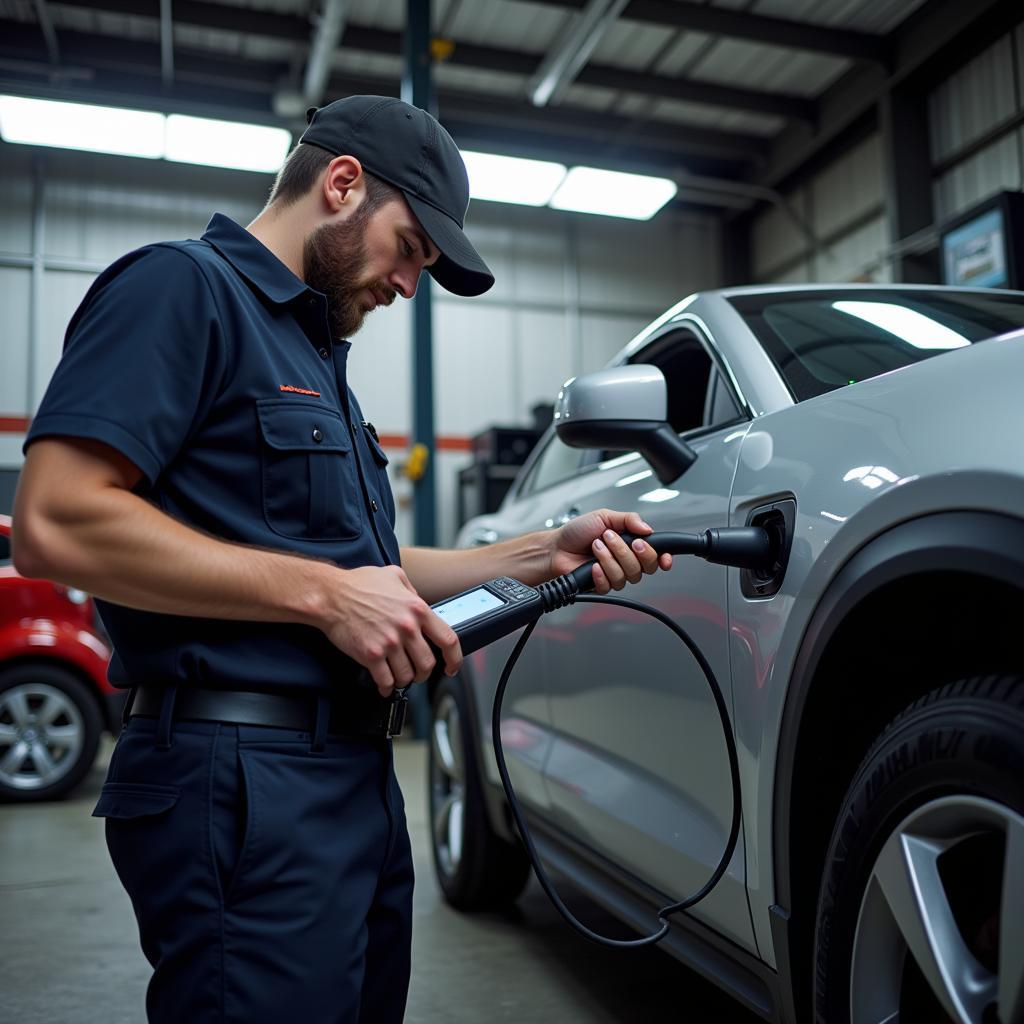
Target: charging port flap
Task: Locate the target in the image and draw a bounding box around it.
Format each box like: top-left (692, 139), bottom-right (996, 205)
top-left (741, 498), bottom-right (796, 599)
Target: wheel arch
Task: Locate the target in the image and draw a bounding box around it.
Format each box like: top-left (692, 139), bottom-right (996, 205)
top-left (770, 510), bottom-right (1024, 1022)
top-left (0, 654), bottom-right (112, 730)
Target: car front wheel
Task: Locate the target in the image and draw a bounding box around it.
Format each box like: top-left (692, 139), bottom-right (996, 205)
top-left (429, 676), bottom-right (531, 910)
top-left (0, 665), bottom-right (102, 802)
top-left (814, 676), bottom-right (1024, 1024)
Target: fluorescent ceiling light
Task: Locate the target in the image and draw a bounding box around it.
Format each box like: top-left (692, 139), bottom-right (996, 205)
top-left (462, 151), bottom-right (566, 206)
top-left (0, 95), bottom-right (292, 173)
top-left (165, 114), bottom-right (291, 173)
top-left (0, 95), bottom-right (164, 158)
top-left (549, 166), bottom-right (678, 220)
top-left (833, 301), bottom-right (970, 350)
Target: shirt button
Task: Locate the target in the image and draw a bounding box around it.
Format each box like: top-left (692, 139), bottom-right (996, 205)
top-left (371, 499), bottom-right (379, 512)
top-left (318, 347), bottom-right (329, 359)
top-left (307, 296), bottom-right (316, 307)
top-left (312, 427), bottom-right (323, 443)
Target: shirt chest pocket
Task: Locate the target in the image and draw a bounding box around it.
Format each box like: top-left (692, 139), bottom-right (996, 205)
top-left (256, 399), bottom-right (362, 541)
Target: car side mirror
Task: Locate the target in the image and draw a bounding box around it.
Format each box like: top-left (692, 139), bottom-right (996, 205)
top-left (553, 366), bottom-right (698, 484)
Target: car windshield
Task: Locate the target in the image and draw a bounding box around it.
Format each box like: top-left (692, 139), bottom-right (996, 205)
top-left (728, 289), bottom-right (1024, 401)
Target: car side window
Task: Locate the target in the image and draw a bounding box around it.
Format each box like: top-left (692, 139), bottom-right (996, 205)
top-left (0, 532), bottom-right (10, 566)
top-left (631, 328), bottom-right (740, 434)
top-left (518, 432), bottom-right (588, 497)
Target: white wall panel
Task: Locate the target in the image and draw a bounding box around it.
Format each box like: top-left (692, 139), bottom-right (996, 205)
top-left (580, 312), bottom-right (653, 369)
top-left (763, 260), bottom-right (813, 286)
top-left (814, 215), bottom-right (887, 283)
top-left (929, 35), bottom-right (1017, 164)
top-left (812, 134), bottom-right (884, 238)
top-left (435, 301), bottom-right (516, 436)
top-left (346, 300), bottom-right (412, 434)
top-left (933, 132), bottom-right (1023, 222)
top-left (0, 268), bottom-right (30, 412)
top-left (36, 270), bottom-right (95, 408)
top-left (514, 308), bottom-right (574, 413)
top-left (752, 188), bottom-right (808, 280)
top-left (0, 145), bottom-right (722, 542)
top-left (0, 147), bottom-right (33, 254)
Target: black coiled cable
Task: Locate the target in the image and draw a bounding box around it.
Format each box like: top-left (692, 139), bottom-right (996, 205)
top-left (490, 593), bottom-right (743, 949)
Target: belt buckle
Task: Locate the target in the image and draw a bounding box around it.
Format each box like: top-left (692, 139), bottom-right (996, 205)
top-left (386, 690), bottom-right (409, 738)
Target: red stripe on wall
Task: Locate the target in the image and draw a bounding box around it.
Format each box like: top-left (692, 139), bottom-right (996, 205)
top-left (0, 417), bottom-right (30, 432)
top-left (378, 434), bottom-right (473, 452)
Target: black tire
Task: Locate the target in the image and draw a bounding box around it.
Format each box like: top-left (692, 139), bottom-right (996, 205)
top-left (814, 676), bottom-right (1024, 1024)
top-left (0, 664), bottom-right (103, 802)
top-left (428, 675), bottom-right (531, 910)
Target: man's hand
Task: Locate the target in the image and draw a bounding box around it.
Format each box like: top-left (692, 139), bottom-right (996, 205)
top-left (320, 564), bottom-right (463, 698)
top-left (549, 509), bottom-right (672, 595)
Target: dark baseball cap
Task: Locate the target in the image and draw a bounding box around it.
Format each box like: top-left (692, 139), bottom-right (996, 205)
top-left (299, 95), bottom-right (494, 297)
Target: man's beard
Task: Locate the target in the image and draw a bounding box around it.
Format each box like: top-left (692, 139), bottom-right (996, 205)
top-left (303, 216), bottom-right (394, 340)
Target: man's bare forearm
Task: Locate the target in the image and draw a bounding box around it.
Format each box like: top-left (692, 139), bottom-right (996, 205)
top-left (400, 531), bottom-right (555, 604)
top-left (15, 482), bottom-right (336, 629)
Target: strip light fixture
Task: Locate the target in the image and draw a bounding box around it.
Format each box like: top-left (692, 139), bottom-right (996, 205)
top-left (550, 166), bottom-right (678, 220)
top-left (0, 95), bottom-right (678, 218)
top-left (0, 95), bottom-right (291, 173)
top-left (462, 150), bottom-right (567, 207)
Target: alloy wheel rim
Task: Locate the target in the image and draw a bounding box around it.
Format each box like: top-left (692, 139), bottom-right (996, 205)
top-left (0, 683), bottom-right (84, 790)
top-left (430, 693), bottom-right (466, 878)
top-left (850, 794), bottom-right (1024, 1024)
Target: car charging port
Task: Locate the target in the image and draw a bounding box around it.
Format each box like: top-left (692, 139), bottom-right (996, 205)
top-left (741, 498), bottom-right (796, 599)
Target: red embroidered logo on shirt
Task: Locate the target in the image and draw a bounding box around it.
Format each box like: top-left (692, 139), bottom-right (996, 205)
top-left (279, 385), bottom-right (321, 397)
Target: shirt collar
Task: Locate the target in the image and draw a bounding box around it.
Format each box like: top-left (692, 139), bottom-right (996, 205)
top-left (202, 213), bottom-right (312, 306)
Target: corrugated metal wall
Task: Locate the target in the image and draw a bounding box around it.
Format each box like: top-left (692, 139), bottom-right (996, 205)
top-left (752, 16), bottom-right (1024, 286)
top-left (930, 27), bottom-right (1024, 221)
top-left (0, 143), bottom-right (720, 542)
top-left (752, 133), bottom-right (888, 285)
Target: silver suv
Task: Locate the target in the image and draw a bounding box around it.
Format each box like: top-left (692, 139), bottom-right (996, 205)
top-left (427, 286), bottom-right (1024, 1024)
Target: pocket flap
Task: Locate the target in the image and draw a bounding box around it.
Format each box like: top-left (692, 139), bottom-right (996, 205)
top-left (92, 781), bottom-right (181, 819)
top-left (363, 424), bottom-right (389, 466)
top-left (257, 400), bottom-right (350, 453)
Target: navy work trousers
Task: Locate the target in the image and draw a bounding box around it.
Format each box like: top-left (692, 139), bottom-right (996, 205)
top-left (93, 715), bottom-right (414, 1023)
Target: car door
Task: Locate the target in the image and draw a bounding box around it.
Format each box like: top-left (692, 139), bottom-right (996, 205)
top-left (535, 325), bottom-right (759, 952)
top-left (461, 428), bottom-right (599, 813)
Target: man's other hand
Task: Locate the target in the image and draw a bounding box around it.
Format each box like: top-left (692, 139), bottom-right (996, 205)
top-left (321, 564), bottom-right (463, 698)
top-left (549, 509), bottom-right (673, 595)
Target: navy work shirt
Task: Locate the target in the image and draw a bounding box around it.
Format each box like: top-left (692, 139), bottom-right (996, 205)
top-left (26, 213), bottom-right (401, 693)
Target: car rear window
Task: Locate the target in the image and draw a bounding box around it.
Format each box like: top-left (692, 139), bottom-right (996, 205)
top-left (728, 289), bottom-right (1024, 401)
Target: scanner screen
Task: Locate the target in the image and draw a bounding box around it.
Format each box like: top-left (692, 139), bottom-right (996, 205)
top-left (434, 588), bottom-right (505, 628)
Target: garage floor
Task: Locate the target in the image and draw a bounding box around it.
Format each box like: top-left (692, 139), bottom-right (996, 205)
top-left (0, 738), bottom-right (760, 1023)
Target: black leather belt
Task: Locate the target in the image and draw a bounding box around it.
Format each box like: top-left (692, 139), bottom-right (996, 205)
top-left (129, 685), bottom-right (408, 739)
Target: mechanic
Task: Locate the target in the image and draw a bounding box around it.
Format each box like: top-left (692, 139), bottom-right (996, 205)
top-left (12, 95), bottom-right (672, 1023)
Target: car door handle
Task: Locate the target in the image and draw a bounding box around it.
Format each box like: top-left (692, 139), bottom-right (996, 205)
top-left (555, 506), bottom-right (581, 526)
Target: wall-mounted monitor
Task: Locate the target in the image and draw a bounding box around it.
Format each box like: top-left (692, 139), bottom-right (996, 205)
top-left (941, 191), bottom-right (1024, 289)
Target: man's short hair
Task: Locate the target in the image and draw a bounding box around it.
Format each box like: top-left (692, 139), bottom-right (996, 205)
top-left (268, 143), bottom-right (401, 214)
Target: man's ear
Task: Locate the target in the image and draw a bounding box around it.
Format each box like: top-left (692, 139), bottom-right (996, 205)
top-left (322, 155), bottom-right (364, 214)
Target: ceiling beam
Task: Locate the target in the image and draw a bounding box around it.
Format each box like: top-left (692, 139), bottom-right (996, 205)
top-left (753, 0), bottom-right (1024, 192)
top-left (525, 0), bottom-right (887, 63)
top-left (48, 1), bottom-right (811, 123)
top-left (527, 0), bottom-right (629, 106)
top-left (0, 21), bottom-right (768, 174)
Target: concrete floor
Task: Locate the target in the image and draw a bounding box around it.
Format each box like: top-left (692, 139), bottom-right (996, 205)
top-left (0, 738), bottom-right (760, 1023)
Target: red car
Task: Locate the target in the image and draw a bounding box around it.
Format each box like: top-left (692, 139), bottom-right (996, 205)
top-left (0, 514), bottom-right (124, 801)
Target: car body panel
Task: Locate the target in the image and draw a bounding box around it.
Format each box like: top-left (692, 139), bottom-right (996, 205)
top-left (727, 329), bottom-right (1024, 963)
top-left (455, 288), bottom-right (1024, 1006)
top-left (0, 515), bottom-right (114, 699)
